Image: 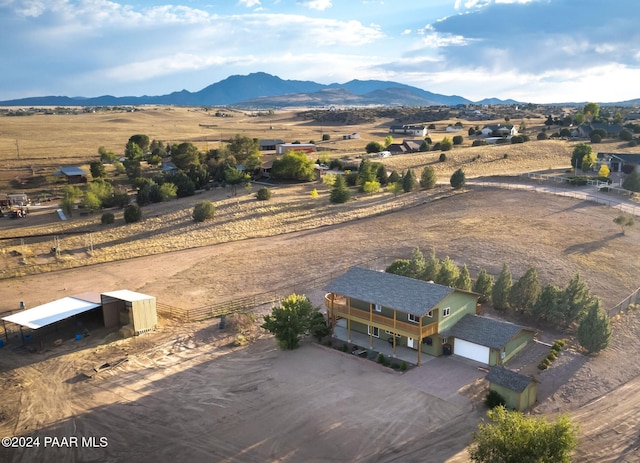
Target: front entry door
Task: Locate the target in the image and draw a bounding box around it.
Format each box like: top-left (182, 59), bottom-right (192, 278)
top-left (407, 337), bottom-right (415, 349)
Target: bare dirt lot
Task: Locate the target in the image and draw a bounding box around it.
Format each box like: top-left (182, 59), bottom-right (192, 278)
top-left (0, 187), bottom-right (639, 462)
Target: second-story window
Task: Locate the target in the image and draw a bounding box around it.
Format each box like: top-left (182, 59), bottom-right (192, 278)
top-left (374, 303), bottom-right (382, 312)
top-left (443, 307), bottom-right (451, 317)
top-left (408, 313), bottom-right (419, 323)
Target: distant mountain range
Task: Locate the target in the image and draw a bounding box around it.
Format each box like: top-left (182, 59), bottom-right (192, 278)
top-left (0, 72), bottom-right (521, 108)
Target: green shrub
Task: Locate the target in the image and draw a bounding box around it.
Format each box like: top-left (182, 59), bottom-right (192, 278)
top-left (538, 361), bottom-right (549, 370)
top-left (485, 390), bottom-right (507, 409)
top-left (192, 200), bottom-right (215, 222)
top-left (123, 204), bottom-right (141, 223)
top-left (547, 351), bottom-right (557, 361)
top-left (377, 353), bottom-right (385, 364)
top-left (101, 212), bottom-right (115, 225)
top-left (256, 187), bottom-right (272, 201)
top-left (341, 343), bottom-right (348, 352)
top-left (400, 361), bottom-right (408, 372)
top-left (439, 152), bottom-right (447, 162)
top-left (503, 153), bottom-right (509, 159)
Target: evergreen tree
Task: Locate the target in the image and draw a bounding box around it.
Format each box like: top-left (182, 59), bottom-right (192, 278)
top-left (450, 168), bottom-right (466, 190)
top-left (577, 299), bottom-right (611, 354)
top-left (420, 166), bottom-right (437, 189)
top-left (422, 248), bottom-right (440, 282)
top-left (388, 170), bottom-right (400, 183)
top-left (510, 267), bottom-right (541, 313)
top-left (330, 175), bottom-right (351, 204)
top-left (532, 284), bottom-right (562, 322)
top-left (376, 164), bottom-right (388, 185)
top-left (472, 269), bottom-right (494, 303)
top-left (492, 264), bottom-right (513, 311)
top-left (402, 168), bottom-right (418, 192)
top-left (407, 247), bottom-right (426, 279)
top-left (561, 272), bottom-right (592, 328)
top-left (436, 256), bottom-right (460, 287)
top-left (622, 169), bottom-right (640, 193)
top-left (455, 264), bottom-right (472, 291)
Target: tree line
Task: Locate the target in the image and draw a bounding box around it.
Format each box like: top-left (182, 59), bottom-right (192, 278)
top-left (385, 247), bottom-right (611, 353)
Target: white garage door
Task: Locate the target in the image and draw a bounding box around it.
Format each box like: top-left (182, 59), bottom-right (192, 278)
top-left (454, 339), bottom-right (490, 364)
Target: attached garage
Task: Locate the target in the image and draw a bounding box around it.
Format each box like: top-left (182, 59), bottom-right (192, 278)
top-left (453, 338), bottom-right (490, 364)
top-left (447, 314), bottom-right (535, 366)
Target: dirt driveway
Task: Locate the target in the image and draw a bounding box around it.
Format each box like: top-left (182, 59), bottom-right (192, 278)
top-left (0, 322), bottom-right (483, 463)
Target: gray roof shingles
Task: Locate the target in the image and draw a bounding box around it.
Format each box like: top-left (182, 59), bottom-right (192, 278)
top-left (325, 267), bottom-right (456, 317)
top-left (448, 314), bottom-right (529, 349)
top-left (486, 366), bottom-right (532, 393)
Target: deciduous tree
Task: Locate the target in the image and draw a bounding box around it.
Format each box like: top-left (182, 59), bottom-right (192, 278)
top-left (469, 406), bottom-right (578, 463)
top-left (261, 294), bottom-right (315, 350)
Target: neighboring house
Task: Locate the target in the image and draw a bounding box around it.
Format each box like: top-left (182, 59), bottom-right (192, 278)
top-left (0, 194), bottom-right (10, 208)
top-left (444, 314), bottom-right (535, 365)
top-left (446, 125), bottom-right (463, 133)
top-left (386, 139), bottom-right (422, 155)
top-left (259, 139), bottom-right (285, 151)
top-left (486, 366), bottom-right (537, 411)
top-left (276, 143), bottom-right (316, 155)
top-left (597, 153), bottom-right (640, 174)
top-left (324, 267), bottom-right (481, 365)
top-left (574, 123), bottom-right (625, 138)
top-left (480, 124), bottom-right (518, 137)
top-left (389, 124), bottom-right (427, 137)
top-left (386, 143), bottom-right (408, 155)
top-left (57, 166), bottom-right (88, 184)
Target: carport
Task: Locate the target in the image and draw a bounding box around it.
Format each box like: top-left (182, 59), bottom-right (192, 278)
top-left (1, 294), bottom-right (102, 345)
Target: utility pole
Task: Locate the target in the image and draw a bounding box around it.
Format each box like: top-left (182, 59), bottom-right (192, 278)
top-left (15, 139), bottom-right (20, 159)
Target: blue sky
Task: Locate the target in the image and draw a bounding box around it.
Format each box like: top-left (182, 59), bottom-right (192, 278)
top-left (1, 0), bottom-right (639, 103)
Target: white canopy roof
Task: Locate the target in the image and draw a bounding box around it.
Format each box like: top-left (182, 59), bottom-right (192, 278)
top-left (2, 296), bottom-right (101, 330)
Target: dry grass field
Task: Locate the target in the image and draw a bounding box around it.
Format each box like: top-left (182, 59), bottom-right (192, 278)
top-left (1, 107), bottom-right (640, 462)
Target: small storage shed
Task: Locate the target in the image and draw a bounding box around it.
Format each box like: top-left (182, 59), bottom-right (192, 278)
top-left (101, 290), bottom-right (157, 336)
top-left (486, 366), bottom-right (537, 411)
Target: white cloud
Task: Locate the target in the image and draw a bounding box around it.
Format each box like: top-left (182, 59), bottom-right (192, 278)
top-left (238, 0), bottom-right (261, 7)
top-left (297, 0), bottom-right (333, 11)
top-left (401, 29), bottom-right (411, 35)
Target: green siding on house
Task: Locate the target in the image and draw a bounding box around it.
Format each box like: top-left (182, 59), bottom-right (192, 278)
top-left (502, 330), bottom-right (535, 363)
top-left (436, 292), bottom-right (479, 331)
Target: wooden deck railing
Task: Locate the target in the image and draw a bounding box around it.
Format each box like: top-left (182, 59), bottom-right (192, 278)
top-left (325, 293), bottom-right (438, 338)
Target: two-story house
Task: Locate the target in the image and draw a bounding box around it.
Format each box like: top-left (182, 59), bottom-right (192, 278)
top-left (325, 267), bottom-right (535, 366)
top-left (324, 267), bottom-right (481, 365)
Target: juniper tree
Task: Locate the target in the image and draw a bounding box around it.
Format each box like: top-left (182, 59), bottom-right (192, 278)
top-left (472, 269), bottom-right (494, 303)
top-left (492, 264), bottom-right (513, 311)
top-left (577, 299), bottom-right (611, 354)
top-left (510, 267), bottom-right (541, 314)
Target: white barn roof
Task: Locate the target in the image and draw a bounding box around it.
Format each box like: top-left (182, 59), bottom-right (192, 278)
top-left (2, 296), bottom-right (101, 329)
top-left (102, 290), bottom-right (154, 302)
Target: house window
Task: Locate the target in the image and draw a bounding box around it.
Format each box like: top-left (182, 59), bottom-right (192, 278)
top-left (373, 303), bottom-right (382, 312)
top-left (368, 326), bottom-right (379, 338)
top-left (442, 337), bottom-right (448, 344)
top-left (408, 313), bottom-right (419, 324)
top-left (426, 310), bottom-right (433, 318)
top-left (443, 307), bottom-right (451, 317)
top-left (384, 331), bottom-right (401, 337)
